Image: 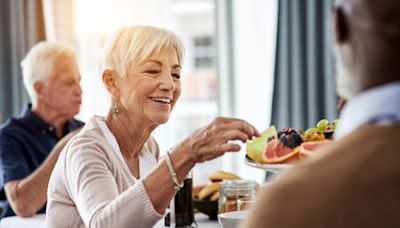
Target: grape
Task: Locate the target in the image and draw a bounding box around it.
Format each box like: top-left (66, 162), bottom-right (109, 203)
top-left (317, 119), bottom-right (329, 132)
top-left (304, 128), bottom-right (318, 136)
top-left (332, 119), bottom-right (340, 127)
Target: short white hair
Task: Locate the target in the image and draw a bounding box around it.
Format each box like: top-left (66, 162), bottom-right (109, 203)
top-left (101, 25), bottom-right (185, 79)
top-left (21, 41), bottom-right (76, 104)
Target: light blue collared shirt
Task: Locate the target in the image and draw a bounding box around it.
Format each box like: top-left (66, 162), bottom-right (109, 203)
top-left (335, 81), bottom-right (400, 139)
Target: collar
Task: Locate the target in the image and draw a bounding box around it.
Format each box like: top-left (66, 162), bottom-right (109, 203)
top-left (335, 81), bottom-right (400, 139)
top-left (93, 115), bottom-right (157, 180)
top-left (20, 103), bottom-right (71, 139)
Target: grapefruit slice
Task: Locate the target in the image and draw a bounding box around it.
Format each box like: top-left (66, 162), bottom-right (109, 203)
top-left (299, 140), bottom-right (331, 158)
top-left (261, 139), bottom-right (300, 164)
top-left (246, 126), bottom-right (277, 163)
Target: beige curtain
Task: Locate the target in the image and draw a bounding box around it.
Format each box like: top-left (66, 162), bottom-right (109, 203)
top-left (0, 0), bottom-right (46, 122)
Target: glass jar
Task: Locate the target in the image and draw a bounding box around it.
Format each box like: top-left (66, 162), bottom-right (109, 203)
top-left (218, 180), bottom-right (257, 213)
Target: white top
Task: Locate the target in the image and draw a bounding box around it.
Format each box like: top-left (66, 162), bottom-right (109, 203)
top-left (335, 81), bottom-right (400, 139)
top-left (95, 117), bottom-right (157, 179)
top-left (46, 116), bottom-right (163, 228)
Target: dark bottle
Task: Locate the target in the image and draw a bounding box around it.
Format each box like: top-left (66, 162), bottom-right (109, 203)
top-left (165, 171), bottom-right (196, 227)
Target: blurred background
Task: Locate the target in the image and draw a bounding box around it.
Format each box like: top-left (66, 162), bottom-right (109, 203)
top-left (0, 0), bottom-right (337, 184)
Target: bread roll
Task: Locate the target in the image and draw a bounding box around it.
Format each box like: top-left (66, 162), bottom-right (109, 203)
top-left (192, 184), bottom-right (207, 198)
top-left (198, 182), bottom-right (219, 200)
top-left (209, 191), bottom-right (220, 201)
top-left (208, 170), bottom-right (241, 182)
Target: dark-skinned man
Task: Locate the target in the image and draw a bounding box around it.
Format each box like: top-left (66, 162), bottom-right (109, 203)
top-left (243, 0), bottom-right (400, 227)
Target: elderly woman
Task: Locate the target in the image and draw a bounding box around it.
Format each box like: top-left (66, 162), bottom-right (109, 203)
top-left (46, 26), bottom-right (258, 227)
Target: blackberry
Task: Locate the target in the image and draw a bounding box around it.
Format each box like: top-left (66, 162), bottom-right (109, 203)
top-left (278, 130), bottom-right (303, 148)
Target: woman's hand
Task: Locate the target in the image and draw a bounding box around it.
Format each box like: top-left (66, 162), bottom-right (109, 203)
top-left (177, 117), bottom-right (260, 163)
top-left (144, 117), bottom-right (259, 214)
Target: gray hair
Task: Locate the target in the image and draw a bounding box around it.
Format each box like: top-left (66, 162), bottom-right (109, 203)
top-left (101, 25), bottom-right (185, 79)
top-left (21, 41), bottom-right (76, 104)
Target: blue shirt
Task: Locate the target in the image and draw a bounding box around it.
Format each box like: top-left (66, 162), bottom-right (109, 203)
top-left (0, 103), bottom-right (84, 217)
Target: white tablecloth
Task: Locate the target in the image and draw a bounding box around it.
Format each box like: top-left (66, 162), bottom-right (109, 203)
top-left (154, 213), bottom-right (220, 227)
top-left (0, 213), bottom-right (219, 228)
top-left (1, 213), bottom-right (46, 228)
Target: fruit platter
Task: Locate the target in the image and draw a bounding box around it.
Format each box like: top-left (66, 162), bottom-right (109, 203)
top-left (245, 119), bottom-right (339, 173)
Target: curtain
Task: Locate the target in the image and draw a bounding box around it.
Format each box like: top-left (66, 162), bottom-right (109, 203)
top-left (271, 0), bottom-right (338, 131)
top-left (0, 0), bottom-right (46, 123)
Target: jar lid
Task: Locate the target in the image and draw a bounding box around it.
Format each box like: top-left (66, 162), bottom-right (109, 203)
top-left (219, 179), bottom-right (257, 190)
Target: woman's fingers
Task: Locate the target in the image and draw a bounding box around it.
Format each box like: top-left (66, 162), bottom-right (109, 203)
top-left (220, 119), bottom-right (259, 139)
top-left (199, 143), bottom-right (242, 162)
top-left (219, 142), bottom-right (241, 153)
top-left (221, 130), bottom-right (251, 143)
top-left (210, 121), bottom-right (259, 142)
top-left (184, 117), bottom-right (260, 163)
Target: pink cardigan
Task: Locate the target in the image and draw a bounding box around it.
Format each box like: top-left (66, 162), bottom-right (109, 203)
top-left (46, 116), bottom-right (163, 227)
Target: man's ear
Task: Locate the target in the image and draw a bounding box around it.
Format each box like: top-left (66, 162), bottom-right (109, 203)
top-left (33, 81), bottom-right (45, 99)
top-left (334, 7), bottom-right (349, 43)
top-left (102, 70), bottom-right (120, 100)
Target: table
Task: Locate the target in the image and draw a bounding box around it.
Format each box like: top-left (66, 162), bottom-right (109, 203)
top-left (154, 213), bottom-right (220, 227)
top-left (0, 213), bottom-right (46, 228)
top-left (0, 213), bottom-right (219, 228)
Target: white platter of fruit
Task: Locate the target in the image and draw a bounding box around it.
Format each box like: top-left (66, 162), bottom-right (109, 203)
top-left (245, 119), bottom-right (339, 173)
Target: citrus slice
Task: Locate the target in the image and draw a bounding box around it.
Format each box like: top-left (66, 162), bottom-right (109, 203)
top-left (261, 139), bottom-right (299, 164)
top-left (299, 140), bottom-right (331, 158)
top-left (246, 126), bottom-right (277, 163)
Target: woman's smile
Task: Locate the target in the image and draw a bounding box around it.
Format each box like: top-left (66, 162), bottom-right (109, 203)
top-left (149, 96), bottom-right (173, 110)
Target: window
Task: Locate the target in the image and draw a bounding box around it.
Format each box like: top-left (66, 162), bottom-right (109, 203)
top-left (193, 36), bottom-right (214, 69)
top-left (216, 0), bottom-right (278, 182)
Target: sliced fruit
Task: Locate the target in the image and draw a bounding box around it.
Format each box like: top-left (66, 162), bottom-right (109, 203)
top-left (261, 139), bottom-right (299, 164)
top-left (246, 126), bottom-right (277, 163)
top-left (299, 140), bottom-right (331, 158)
top-left (303, 131), bottom-right (325, 142)
top-left (260, 125), bottom-right (278, 140)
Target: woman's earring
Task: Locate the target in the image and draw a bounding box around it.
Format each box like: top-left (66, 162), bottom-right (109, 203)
top-left (111, 105), bottom-right (121, 115)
